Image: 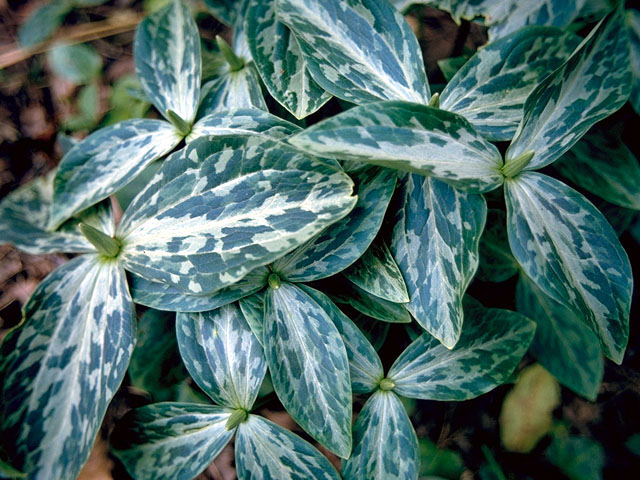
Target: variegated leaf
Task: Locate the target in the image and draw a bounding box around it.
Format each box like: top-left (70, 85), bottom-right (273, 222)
top-left (0, 170), bottom-right (114, 254)
top-left (176, 304), bottom-right (267, 410)
top-left (264, 281), bottom-right (352, 457)
top-left (202, 0), bottom-right (245, 26)
top-left (246, 0), bottom-right (332, 118)
top-left (342, 391), bottom-right (419, 480)
top-left (188, 108), bottom-right (301, 143)
top-left (117, 135), bottom-right (356, 295)
top-left (505, 11), bottom-right (632, 172)
top-left (553, 129), bottom-right (640, 210)
top-left (288, 101), bottom-right (503, 193)
top-left (276, 0), bottom-right (430, 105)
top-left (516, 275), bottom-right (603, 400)
top-left (628, 9), bottom-right (640, 115)
top-left (477, 208), bottom-right (520, 282)
top-left (197, 66), bottom-right (267, 118)
top-left (392, 174), bottom-right (487, 348)
top-left (387, 306), bottom-right (536, 400)
top-left (111, 403), bottom-right (234, 480)
top-left (134, 0), bottom-right (201, 124)
top-left (300, 285), bottom-right (383, 394)
top-left (353, 313), bottom-right (390, 351)
top-left (235, 415), bottom-right (340, 479)
top-left (273, 165), bottom-right (396, 282)
top-left (440, 26), bottom-right (581, 141)
top-left (344, 239), bottom-right (410, 304)
top-left (0, 255), bottom-right (135, 479)
top-left (48, 119), bottom-right (181, 229)
top-left (504, 172), bottom-right (632, 364)
top-left (130, 267), bottom-right (269, 312)
top-left (329, 278), bottom-right (412, 323)
top-left (238, 291), bottom-right (266, 346)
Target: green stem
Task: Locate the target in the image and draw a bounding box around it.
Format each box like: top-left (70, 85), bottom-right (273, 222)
top-left (501, 150), bottom-right (534, 179)
top-left (79, 223), bottom-right (120, 258)
top-left (216, 36), bottom-right (245, 72)
top-left (225, 408), bottom-right (249, 430)
top-left (165, 109), bottom-right (191, 137)
top-left (428, 92), bottom-right (440, 108)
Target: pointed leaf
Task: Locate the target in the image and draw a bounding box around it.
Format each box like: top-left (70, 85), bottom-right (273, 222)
top-left (17, 0), bottom-right (70, 48)
top-left (0, 256), bottom-right (135, 479)
top-left (387, 306), bottom-right (536, 400)
top-left (235, 415), bottom-right (340, 479)
top-left (477, 208), bottom-right (520, 282)
top-left (273, 165), bottom-right (396, 281)
top-left (353, 313), bottom-right (390, 351)
top-left (239, 292), bottom-right (266, 346)
top-left (506, 11), bottom-right (632, 171)
top-left (440, 26), bottom-right (581, 141)
top-left (276, 0), bottom-right (430, 104)
top-left (329, 278), bottom-right (412, 323)
top-left (264, 281), bottom-right (352, 457)
top-left (342, 391), bottom-right (419, 480)
top-left (202, 0), bottom-right (245, 26)
top-left (134, 0), bottom-right (201, 124)
top-left (118, 135), bottom-right (356, 295)
top-left (176, 304), bottom-right (267, 409)
top-left (392, 174), bottom-right (487, 348)
top-left (505, 172), bottom-right (632, 363)
top-left (288, 101), bottom-right (503, 193)
top-left (197, 66), bottom-right (267, 118)
top-left (111, 403), bottom-right (234, 480)
top-left (516, 276), bottom-right (603, 400)
top-left (628, 10), bottom-right (640, 114)
top-left (48, 119), bottom-right (181, 229)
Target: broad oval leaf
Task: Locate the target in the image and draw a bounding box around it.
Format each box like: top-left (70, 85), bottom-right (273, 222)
top-left (440, 26), bottom-right (582, 141)
top-left (288, 101), bottom-right (503, 193)
top-left (134, 0), bottom-right (201, 124)
top-left (504, 172), bottom-right (631, 364)
top-left (111, 403), bottom-right (234, 480)
top-left (264, 281), bottom-right (352, 458)
top-left (387, 306), bottom-right (536, 400)
top-left (516, 275), bottom-right (604, 401)
top-left (300, 285), bottom-right (383, 394)
top-left (117, 135), bottom-right (356, 295)
top-left (130, 267), bottom-right (269, 312)
top-left (245, 0), bottom-right (332, 118)
top-left (273, 165), bottom-right (396, 282)
top-left (391, 174), bottom-right (487, 348)
top-left (235, 415), bottom-right (340, 479)
top-left (197, 66), bottom-right (268, 119)
top-left (48, 119), bottom-right (181, 229)
top-left (342, 391), bottom-right (419, 480)
top-left (276, 0), bottom-right (430, 104)
top-left (176, 304), bottom-right (267, 410)
top-left (0, 255), bottom-right (135, 479)
top-left (505, 11), bottom-right (632, 172)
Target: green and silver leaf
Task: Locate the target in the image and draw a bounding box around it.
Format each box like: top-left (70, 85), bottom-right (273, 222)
top-left (0, 255), bottom-right (135, 479)
top-left (111, 403), bottom-right (234, 480)
top-left (392, 174), bottom-right (487, 348)
top-left (440, 26), bottom-right (581, 141)
top-left (197, 66), bottom-right (268, 118)
top-left (628, 9), bottom-right (640, 115)
top-left (202, 0), bottom-right (246, 26)
top-left (134, 0), bottom-right (201, 124)
top-left (505, 11), bottom-right (632, 172)
top-left (235, 415), bottom-right (340, 479)
top-left (276, 0), bottom-right (430, 104)
top-left (342, 391), bottom-right (419, 480)
top-left (504, 172), bottom-right (632, 363)
top-left (245, 0), bottom-right (332, 118)
top-left (264, 281), bottom-right (352, 458)
top-left (176, 304), bottom-right (267, 410)
top-left (118, 135), bottom-right (356, 295)
top-left (48, 119), bottom-right (181, 229)
top-left (288, 101), bottom-right (503, 193)
top-left (477, 208), bottom-right (520, 282)
top-left (387, 306), bottom-right (536, 400)
top-left (238, 292), bottom-right (266, 346)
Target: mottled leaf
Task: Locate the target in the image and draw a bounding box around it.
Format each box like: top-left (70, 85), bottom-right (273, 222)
top-left (342, 391), bottom-right (419, 480)
top-left (235, 415), bottom-right (340, 479)
top-left (0, 256), bottom-right (135, 479)
top-left (505, 11), bottom-right (632, 172)
top-left (176, 304), bottom-right (267, 409)
top-left (238, 292), bottom-right (266, 346)
top-left (118, 135), bottom-right (356, 295)
top-left (276, 0), bottom-right (430, 104)
top-left (392, 174), bottom-right (487, 348)
top-left (264, 281), bottom-right (352, 457)
top-left (197, 66), bottom-right (267, 118)
top-left (505, 172), bottom-right (632, 363)
top-left (111, 403), bottom-right (234, 480)
top-left (48, 119), bottom-right (181, 229)
top-left (440, 26), bottom-right (581, 141)
top-left (628, 9), bottom-right (640, 115)
top-left (273, 165), bottom-right (396, 282)
top-left (134, 0), bottom-right (201, 124)
top-left (202, 0), bottom-right (245, 26)
top-left (288, 101), bottom-right (503, 193)
top-left (477, 208), bottom-right (520, 282)
top-left (329, 278), bottom-right (412, 323)
top-left (387, 306), bottom-right (536, 400)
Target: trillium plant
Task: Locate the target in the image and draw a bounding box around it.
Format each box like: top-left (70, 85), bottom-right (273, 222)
top-left (1, 0), bottom-right (638, 478)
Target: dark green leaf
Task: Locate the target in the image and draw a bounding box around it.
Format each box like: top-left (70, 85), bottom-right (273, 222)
top-left (477, 208), bottom-right (520, 282)
top-left (329, 278), bottom-right (412, 323)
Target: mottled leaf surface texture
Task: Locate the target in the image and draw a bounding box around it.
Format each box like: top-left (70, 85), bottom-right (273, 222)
top-left (197, 66), bottom-right (268, 118)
